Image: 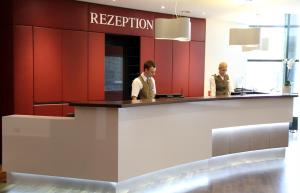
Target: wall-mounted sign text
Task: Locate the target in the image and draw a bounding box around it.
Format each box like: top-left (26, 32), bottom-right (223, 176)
top-left (90, 12), bottom-right (154, 30)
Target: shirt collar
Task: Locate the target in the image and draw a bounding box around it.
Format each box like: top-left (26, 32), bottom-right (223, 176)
top-left (141, 73), bottom-right (149, 81)
top-left (217, 73), bottom-right (226, 80)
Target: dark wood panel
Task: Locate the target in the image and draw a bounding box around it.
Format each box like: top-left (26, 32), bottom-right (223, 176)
top-left (88, 32), bottom-right (105, 101)
top-left (154, 40), bottom-right (173, 94)
top-left (13, 25), bottom-right (34, 114)
top-left (13, 0), bottom-right (88, 30)
top-left (0, 28), bottom-right (13, 116)
top-left (62, 30), bottom-right (88, 101)
top-left (34, 27), bottom-right (62, 102)
top-left (172, 41), bottom-right (189, 96)
top-left (189, 41), bottom-right (205, 97)
top-left (140, 36), bottom-right (154, 73)
top-left (34, 104), bottom-right (62, 116)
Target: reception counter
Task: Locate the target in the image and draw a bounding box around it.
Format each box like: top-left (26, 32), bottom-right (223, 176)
top-left (2, 94), bottom-right (297, 183)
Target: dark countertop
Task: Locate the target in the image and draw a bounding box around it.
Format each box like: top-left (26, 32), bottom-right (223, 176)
top-left (69, 93), bottom-right (298, 108)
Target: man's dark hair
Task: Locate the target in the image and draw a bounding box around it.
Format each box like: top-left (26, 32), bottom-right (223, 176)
top-left (144, 60), bottom-right (156, 70)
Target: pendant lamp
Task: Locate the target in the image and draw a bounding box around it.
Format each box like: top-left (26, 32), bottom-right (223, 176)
top-left (155, 17), bottom-right (191, 41)
top-left (229, 28), bottom-right (260, 45)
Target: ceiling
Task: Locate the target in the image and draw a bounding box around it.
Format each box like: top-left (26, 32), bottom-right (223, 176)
top-left (78, 0), bottom-right (300, 24)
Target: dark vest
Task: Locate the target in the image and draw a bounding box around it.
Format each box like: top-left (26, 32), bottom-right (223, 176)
top-left (214, 74), bottom-right (229, 96)
top-left (138, 76), bottom-right (155, 99)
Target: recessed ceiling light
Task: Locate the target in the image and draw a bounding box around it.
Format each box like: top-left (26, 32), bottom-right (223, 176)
top-left (161, 5), bottom-right (165, 9)
top-left (112, 0), bottom-right (116, 2)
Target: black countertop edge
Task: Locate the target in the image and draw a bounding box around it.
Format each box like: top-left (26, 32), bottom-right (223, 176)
top-left (69, 93), bottom-right (298, 108)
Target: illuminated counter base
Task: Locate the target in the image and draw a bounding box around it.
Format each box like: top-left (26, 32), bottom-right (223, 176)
top-left (2, 96), bottom-right (293, 182)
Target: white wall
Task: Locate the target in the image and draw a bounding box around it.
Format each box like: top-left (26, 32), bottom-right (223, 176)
top-left (204, 19), bottom-right (247, 96)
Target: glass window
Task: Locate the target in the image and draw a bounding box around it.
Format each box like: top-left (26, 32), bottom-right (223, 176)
top-left (105, 56), bottom-right (123, 91)
top-left (244, 62), bottom-right (283, 92)
top-left (244, 27), bottom-right (286, 92)
top-left (244, 28), bottom-right (285, 59)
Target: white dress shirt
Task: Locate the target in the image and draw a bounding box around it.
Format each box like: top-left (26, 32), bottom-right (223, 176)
top-left (131, 73), bottom-right (156, 98)
top-left (209, 73), bottom-right (233, 96)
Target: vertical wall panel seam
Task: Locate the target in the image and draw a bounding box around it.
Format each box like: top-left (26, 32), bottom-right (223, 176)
top-left (60, 29), bottom-right (63, 115)
top-left (32, 26), bottom-right (35, 114)
top-left (140, 37), bottom-right (142, 73)
top-left (171, 40), bottom-right (173, 94)
top-left (87, 4), bottom-right (91, 101)
top-left (87, 32), bottom-right (90, 101)
top-left (202, 41), bottom-right (205, 96)
top-left (188, 41), bottom-right (191, 97)
top-left (172, 41), bottom-right (174, 93)
top-left (60, 30), bottom-right (63, 103)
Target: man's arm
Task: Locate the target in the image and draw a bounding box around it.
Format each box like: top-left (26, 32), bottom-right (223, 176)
top-left (131, 78), bottom-right (141, 100)
top-left (152, 78), bottom-right (156, 97)
top-left (131, 96), bottom-right (138, 100)
top-left (209, 76), bottom-right (216, 96)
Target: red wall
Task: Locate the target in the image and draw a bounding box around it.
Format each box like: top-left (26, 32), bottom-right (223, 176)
top-left (13, 0), bottom-right (88, 30)
top-left (62, 30), bottom-right (88, 102)
top-left (154, 40), bottom-right (173, 94)
top-left (88, 32), bottom-right (105, 101)
top-left (34, 27), bottom-right (62, 102)
top-left (140, 37), bottom-right (155, 72)
top-left (14, 26), bottom-right (34, 115)
top-left (189, 41), bottom-right (205, 96)
top-left (172, 41), bottom-right (190, 96)
top-left (34, 105), bottom-right (63, 116)
top-left (7, 0), bottom-right (205, 117)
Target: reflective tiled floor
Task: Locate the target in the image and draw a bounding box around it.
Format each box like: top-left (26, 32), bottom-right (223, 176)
top-left (0, 131), bottom-right (299, 193)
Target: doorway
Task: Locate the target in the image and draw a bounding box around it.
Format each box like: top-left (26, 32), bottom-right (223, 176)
top-left (105, 34), bottom-right (140, 100)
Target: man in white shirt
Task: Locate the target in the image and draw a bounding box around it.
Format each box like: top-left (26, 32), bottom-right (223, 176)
top-left (209, 62), bottom-right (233, 96)
top-left (131, 60), bottom-right (157, 100)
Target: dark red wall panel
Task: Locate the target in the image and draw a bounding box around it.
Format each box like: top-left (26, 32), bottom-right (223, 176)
top-left (172, 41), bottom-right (189, 96)
top-left (88, 32), bottom-right (105, 101)
top-left (34, 105), bottom-right (62, 116)
top-left (191, 18), bottom-right (206, 42)
top-left (140, 37), bottom-right (154, 72)
top-left (14, 25), bottom-right (34, 114)
top-left (1, 27), bottom-right (13, 116)
top-left (63, 104), bottom-right (74, 117)
top-left (13, 0), bottom-right (88, 30)
top-left (62, 30), bottom-right (88, 102)
top-left (34, 27), bottom-right (62, 102)
top-left (154, 40), bottom-right (173, 94)
top-left (189, 41), bottom-right (205, 97)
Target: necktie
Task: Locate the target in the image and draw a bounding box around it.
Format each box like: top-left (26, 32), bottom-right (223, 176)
top-left (147, 78), bottom-right (152, 90)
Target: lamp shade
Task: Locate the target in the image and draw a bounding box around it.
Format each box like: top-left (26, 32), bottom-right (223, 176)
top-left (229, 28), bottom-right (260, 45)
top-left (242, 37), bottom-right (268, 52)
top-left (155, 17), bottom-right (191, 41)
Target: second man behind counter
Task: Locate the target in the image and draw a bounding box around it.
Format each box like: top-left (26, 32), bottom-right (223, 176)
top-left (209, 62), bottom-right (233, 96)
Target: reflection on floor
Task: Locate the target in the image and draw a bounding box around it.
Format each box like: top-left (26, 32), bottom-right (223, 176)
top-left (0, 132), bottom-right (299, 193)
